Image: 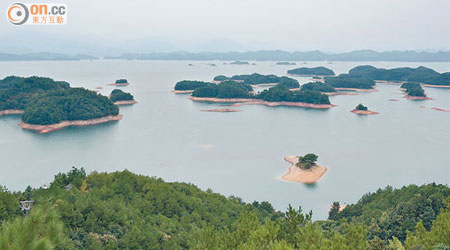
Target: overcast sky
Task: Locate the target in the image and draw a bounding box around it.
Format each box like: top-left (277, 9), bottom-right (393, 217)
top-left (1, 0), bottom-right (450, 53)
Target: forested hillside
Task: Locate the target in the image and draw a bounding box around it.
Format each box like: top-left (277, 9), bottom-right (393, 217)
top-left (0, 169), bottom-right (448, 249)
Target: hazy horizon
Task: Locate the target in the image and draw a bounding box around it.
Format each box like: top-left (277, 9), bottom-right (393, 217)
top-left (1, 0), bottom-right (450, 55)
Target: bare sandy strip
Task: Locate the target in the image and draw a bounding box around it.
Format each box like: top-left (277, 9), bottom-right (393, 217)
top-left (324, 92), bottom-right (357, 96)
top-left (201, 108), bottom-right (241, 112)
top-left (108, 83), bottom-right (129, 86)
top-left (114, 100), bottom-right (138, 105)
top-left (431, 107), bottom-right (450, 112)
top-left (250, 83), bottom-right (278, 88)
top-left (422, 84), bottom-right (450, 88)
top-left (0, 109), bottom-right (24, 116)
top-left (172, 90), bottom-right (194, 94)
top-left (189, 97), bottom-right (336, 109)
top-left (335, 88), bottom-right (378, 92)
top-left (350, 109), bottom-right (380, 115)
top-left (282, 156), bottom-right (327, 183)
top-left (375, 80), bottom-right (404, 85)
top-left (405, 95), bottom-right (433, 100)
top-left (19, 114), bottom-right (123, 134)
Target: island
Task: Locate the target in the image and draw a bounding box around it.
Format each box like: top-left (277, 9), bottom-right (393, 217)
top-left (0, 76), bottom-right (69, 116)
top-left (190, 81), bottom-right (335, 109)
top-left (110, 89), bottom-right (137, 105)
top-left (20, 88), bottom-right (121, 133)
top-left (282, 154), bottom-right (327, 183)
top-left (211, 73), bottom-right (300, 89)
top-left (111, 79), bottom-right (130, 86)
top-left (276, 62), bottom-right (296, 65)
top-left (400, 82), bottom-right (431, 100)
top-left (348, 65), bottom-right (450, 87)
top-left (173, 80), bottom-right (214, 93)
top-left (287, 67), bottom-right (335, 77)
top-left (350, 104), bottom-right (379, 115)
top-left (200, 108), bottom-right (241, 113)
top-left (230, 61), bottom-right (249, 65)
top-left (325, 75), bottom-right (377, 91)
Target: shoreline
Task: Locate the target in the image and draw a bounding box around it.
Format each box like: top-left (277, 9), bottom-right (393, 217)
top-left (201, 108), bottom-right (241, 112)
top-left (422, 84), bottom-right (450, 88)
top-left (375, 80), bottom-right (404, 85)
top-left (172, 89), bottom-right (194, 94)
top-left (0, 109), bottom-right (24, 116)
top-left (324, 92), bottom-right (357, 96)
top-left (282, 156), bottom-right (327, 183)
top-left (431, 107), bottom-right (450, 112)
top-left (351, 109), bottom-right (380, 115)
top-left (114, 100), bottom-right (138, 105)
top-left (108, 83), bottom-right (130, 86)
top-left (405, 95), bottom-right (433, 100)
top-left (335, 87), bottom-right (378, 92)
top-left (19, 114), bottom-right (123, 134)
top-left (287, 73), bottom-right (335, 78)
top-left (188, 97), bottom-right (336, 109)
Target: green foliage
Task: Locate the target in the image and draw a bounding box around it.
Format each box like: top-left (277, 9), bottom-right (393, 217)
top-left (114, 79), bottom-right (128, 84)
top-left (257, 85), bottom-right (331, 104)
top-left (192, 81), bottom-right (254, 98)
top-left (0, 186), bottom-right (20, 223)
top-left (296, 153), bottom-right (319, 169)
top-left (401, 82), bottom-right (426, 97)
top-left (278, 77), bottom-right (300, 89)
top-left (301, 82), bottom-right (336, 92)
top-left (0, 76), bottom-right (69, 111)
top-left (21, 88), bottom-right (119, 125)
top-left (213, 73), bottom-right (300, 89)
top-left (356, 104), bottom-right (369, 111)
top-left (287, 67), bottom-right (335, 76)
top-left (325, 75), bottom-right (376, 89)
top-left (0, 206), bottom-right (73, 250)
top-left (174, 80), bottom-right (214, 91)
top-left (109, 89), bottom-right (134, 102)
top-left (329, 202), bottom-right (340, 220)
top-left (213, 75), bottom-right (229, 81)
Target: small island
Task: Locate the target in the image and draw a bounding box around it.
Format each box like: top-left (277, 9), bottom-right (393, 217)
top-left (400, 82), bottom-right (431, 100)
top-left (282, 154), bottom-right (327, 183)
top-left (20, 88), bottom-right (121, 133)
top-left (287, 67), bottom-right (335, 77)
top-left (351, 104), bottom-right (379, 115)
top-left (110, 89), bottom-right (137, 105)
top-left (276, 62), bottom-right (296, 66)
top-left (230, 61), bottom-right (250, 65)
top-left (200, 108), bottom-right (241, 113)
top-left (111, 79), bottom-right (130, 86)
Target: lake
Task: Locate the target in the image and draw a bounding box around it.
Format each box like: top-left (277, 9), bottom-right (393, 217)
top-left (1, 60), bottom-right (449, 219)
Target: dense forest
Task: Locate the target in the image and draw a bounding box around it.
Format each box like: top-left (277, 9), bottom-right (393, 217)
top-left (347, 65), bottom-right (450, 86)
top-left (257, 85), bottom-right (331, 104)
top-left (401, 82), bottom-right (426, 97)
top-left (174, 80), bottom-right (214, 91)
top-left (115, 79), bottom-right (128, 84)
top-left (325, 75), bottom-right (376, 89)
top-left (192, 81), bottom-right (254, 99)
top-left (0, 76), bottom-right (70, 111)
top-left (287, 67), bottom-right (335, 76)
top-left (301, 82), bottom-right (336, 92)
top-left (0, 169), bottom-right (448, 249)
top-left (22, 88), bottom-right (119, 125)
top-left (110, 89), bottom-right (134, 102)
top-left (213, 73), bottom-right (300, 89)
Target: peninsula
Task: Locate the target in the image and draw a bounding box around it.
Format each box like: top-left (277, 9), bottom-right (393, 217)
top-left (282, 154), bottom-right (327, 183)
top-left (173, 80), bottom-right (214, 93)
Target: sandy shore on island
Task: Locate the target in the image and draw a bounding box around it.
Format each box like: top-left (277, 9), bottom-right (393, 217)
top-left (282, 156), bottom-right (327, 183)
top-left (19, 114), bottom-right (123, 134)
top-left (351, 109), bottom-right (380, 115)
top-left (201, 108), bottom-right (241, 112)
top-left (431, 107), bottom-right (450, 112)
top-left (422, 84), bottom-right (450, 88)
top-left (404, 95), bottom-right (433, 100)
top-left (188, 97), bottom-right (336, 109)
top-left (335, 88), bottom-right (378, 92)
top-left (114, 100), bottom-right (138, 105)
top-left (323, 92), bottom-right (357, 96)
top-left (0, 109), bottom-right (24, 116)
top-left (172, 90), bottom-right (194, 94)
top-left (108, 83), bottom-right (129, 86)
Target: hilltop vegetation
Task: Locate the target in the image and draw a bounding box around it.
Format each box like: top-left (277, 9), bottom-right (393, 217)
top-left (0, 76), bottom-right (69, 111)
top-left (213, 73), bottom-right (300, 89)
top-left (258, 85), bottom-right (331, 104)
top-left (192, 81), bottom-right (254, 99)
top-left (0, 169), bottom-right (448, 249)
top-left (325, 75), bottom-right (376, 89)
top-left (174, 80), bottom-right (214, 91)
top-left (22, 88), bottom-right (119, 125)
top-left (401, 82), bottom-right (426, 97)
top-left (110, 89), bottom-right (134, 102)
top-left (287, 67), bottom-right (335, 76)
top-left (301, 82), bottom-right (336, 92)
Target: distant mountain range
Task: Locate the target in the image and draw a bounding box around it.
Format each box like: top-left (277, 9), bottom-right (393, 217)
top-left (1, 50), bottom-right (450, 62)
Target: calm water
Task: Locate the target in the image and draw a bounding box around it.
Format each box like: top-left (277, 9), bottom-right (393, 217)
top-left (1, 60), bottom-right (449, 219)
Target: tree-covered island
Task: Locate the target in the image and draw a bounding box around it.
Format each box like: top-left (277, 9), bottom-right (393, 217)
top-left (173, 80), bottom-right (214, 93)
top-left (276, 61), bottom-right (296, 65)
top-left (300, 82), bottom-right (336, 93)
top-left (296, 153), bottom-right (319, 169)
top-left (212, 73), bottom-right (300, 89)
top-left (325, 75), bottom-right (376, 90)
top-left (110, 89), bottom-right (137, 105)
top-left (112, 79), bottom-right (130, 86)
top-left (283, 154), bottom-right (327, 183)
top-left (351, 103), bottom-right (379, 115)
top-left (400, 82), bottom-right (430, 99)
top-left (287, 66), bottom-right (335, 76)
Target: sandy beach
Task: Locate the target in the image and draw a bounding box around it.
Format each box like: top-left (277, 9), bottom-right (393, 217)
top-left (114, 100), bottom-right (138, 105)
top-left (405, 95), bottom-right (433, 100)
top-left (172, 90), bottom-right (194, 94)
top-left (108, 83), bottom-right (129, 86)
top-left (0, 109), bottom-right (24, 116)
top-left (422, 84), bottom-right (450, 88)
top-left (189, 97), bottom-right (336, 109)
top-left (282, 156), bottom-right (327, 183)
top-left (350, 109), bottom-right (380, 115)
top-left (201, 108), bottom-right (241, 112)
top-left (324, 92), bottom-right (358, 96)
top-left (19, 114), bottom-right (123, 134)
top-left (431, 107), bottom-right (450, 112)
